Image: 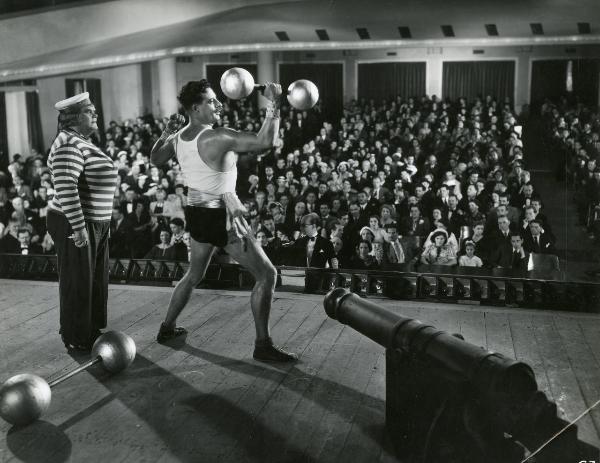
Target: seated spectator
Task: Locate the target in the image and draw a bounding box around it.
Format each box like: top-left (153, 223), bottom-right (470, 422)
top-left (16, 228), bottom-right (43, 255)
top-left (463, 198), bottom-right (486, 229)
top-left (0, 186), bottom-right (11, 226)
top-left (523, 219), bottom-right (557, 255)
top-left (368, 216), bottom-right (387, 243)
top-left (399, 205), bottom-right (430, 237)
top-left (168, 218), bottom-right (188, 261)
top-left (348, 240), bottom-right (379, 270)
top-left (128, 201), bottom-right (152, 258)
top-left (0, 218), bottom-right (20, 253)
top-left (145, 230), bottom-right (177, 260)
top-left (110, 206), bottom-right (133, 258)
top-left (379, 204), bottom-right (396, 229)
top-left (288, 213), bottom-right (336, 268)
top-left (458, 240), bottom-right (483, 267)
top-left (490, 232), bottom-right (529, 270)
top-left (423, 225), bottom-right (459, 256)
top-left (381, 223), bottom-right (405, 267)
top-left (256, 230), bottom-right (279, 265)
top-left (420, 229), bottom-right (457, 266)
top-left (11, 175), bottom-right (33, 202)
top-left (149, 188), bottom-right (170, 227)
top-left (10, 197), bottom-right (40, 238)
top-left (330, 236), bottom-right (345, 268)
top-left (359, 226), bottom-right (375, 244)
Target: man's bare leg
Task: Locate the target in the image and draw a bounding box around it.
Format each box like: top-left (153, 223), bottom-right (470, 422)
top-left (158, 239), bottom-right (215, 342)
top-left (225, 235), bottom-right (297, 362)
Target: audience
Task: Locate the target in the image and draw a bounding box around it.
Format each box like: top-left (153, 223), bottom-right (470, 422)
top-left (1, 92), bottom-right (567, 276)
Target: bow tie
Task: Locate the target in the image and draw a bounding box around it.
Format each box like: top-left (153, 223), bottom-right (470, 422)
top-left (308, 236), bottom-right (316, 242)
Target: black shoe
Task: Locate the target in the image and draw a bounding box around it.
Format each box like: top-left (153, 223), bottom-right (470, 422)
top-left (61, 334), bottom-right (92, 352)
top-left (253, 338), bottom-right (298, 363)
top-left (157, 323), bottom-right (188, 343)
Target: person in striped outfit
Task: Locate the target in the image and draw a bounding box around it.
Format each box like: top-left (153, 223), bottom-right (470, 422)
top-left (46, 92), bottom-right (118, 352)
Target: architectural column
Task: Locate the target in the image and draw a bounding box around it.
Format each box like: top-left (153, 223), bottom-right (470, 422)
top-left (514, 56), bottom-right (529, 114)
top-left (5, 91), bottom-right (30, 160)
top-left (157, 57), bottom-right (179, 117)
top-left (426, 58), bottom-right (443, 99)
top-left (257, 50), bottom-right (275, 109)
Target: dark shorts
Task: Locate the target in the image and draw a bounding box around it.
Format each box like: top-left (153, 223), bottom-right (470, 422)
top-left (184, 206), bottom-right (239, 248)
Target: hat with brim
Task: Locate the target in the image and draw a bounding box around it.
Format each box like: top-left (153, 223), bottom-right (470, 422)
top-left (430, 230), bottom-right (448, 242)
top-left (359, 226), bottom-right (375, 237)
top-left (337, 161), bottom-right (349, 172)
top-left (54, 92), bottom-right (91, 112)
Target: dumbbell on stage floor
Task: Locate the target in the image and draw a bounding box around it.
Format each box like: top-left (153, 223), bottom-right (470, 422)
top-left (220, 67), bottom-right (319, 110)
top-left (0, 331), bottom-right (136, 426)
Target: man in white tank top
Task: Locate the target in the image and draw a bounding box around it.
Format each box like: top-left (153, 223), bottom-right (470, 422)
top-left (150, 79), bottom-right (297, 362)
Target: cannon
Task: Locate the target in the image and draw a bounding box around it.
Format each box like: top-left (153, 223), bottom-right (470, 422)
top-left (324, 288), bottom-right (599, 463)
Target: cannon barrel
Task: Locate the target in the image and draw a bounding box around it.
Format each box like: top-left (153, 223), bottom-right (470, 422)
top-left (324, 288), bottom-right (537, 403)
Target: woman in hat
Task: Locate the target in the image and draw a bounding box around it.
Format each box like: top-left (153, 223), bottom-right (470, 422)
top-left (420, 229), bottom-right (457, 266)
top-left (46, 92), bottom-right (120, 351)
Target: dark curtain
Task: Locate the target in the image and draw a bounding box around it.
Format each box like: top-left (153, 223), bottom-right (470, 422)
top-left (65, 79), bottom-right (84, 98)
top-left (25, 92), bottom-right (44, 154)
top-left (278, 63), bottom-right (344, 121)
top-left (530, 60), bottom-right (569, 107)
top-left (206, 64), bottom-right (258, 107)
top-left (530, 59), bottom-right (599, 107)
top-left (358, 62), bottom-right (426, 101)
top-left (443, 61), bottom-right (515, 103)
top-left (0, 92), bottom-right (8, 170)
top-left (571, 59), bottom-right (600, 106)
top-left (84, 79), bottom-right (105, 137)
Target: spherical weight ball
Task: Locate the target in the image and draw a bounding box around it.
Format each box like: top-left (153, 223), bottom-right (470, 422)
top-left (91, 331), bottom-right (136, 374)
top-left (220, 67), bottom-right (255, 100)
top-left (287, 79), bottom-right (319, 110)
top-left (0, 374), bottom-right (51, 426)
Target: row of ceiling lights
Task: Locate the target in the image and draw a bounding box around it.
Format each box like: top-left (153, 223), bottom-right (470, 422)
top-left (275, 23), bottom-right (592, 41)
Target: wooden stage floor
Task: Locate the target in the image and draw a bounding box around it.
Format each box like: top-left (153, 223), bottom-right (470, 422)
top-left (1, 279), bottom-right (599, 462)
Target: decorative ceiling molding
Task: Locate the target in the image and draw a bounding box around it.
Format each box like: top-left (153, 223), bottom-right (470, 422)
top-left (2, 34), bottom-right (600, 82)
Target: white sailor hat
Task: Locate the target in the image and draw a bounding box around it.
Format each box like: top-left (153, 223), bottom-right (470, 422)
top-left (54, 92), bottom-right (91, 111)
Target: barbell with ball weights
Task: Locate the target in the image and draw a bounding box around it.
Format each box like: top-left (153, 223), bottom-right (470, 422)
top-left (220, 67), bottom-right (319, 110)
top-left (0, 331), bottom-right (136, 426)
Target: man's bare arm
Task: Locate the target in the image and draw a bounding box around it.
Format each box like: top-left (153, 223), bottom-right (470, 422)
top-left (150, 114), bottom-right (185, 167)
top-left (216, 82), bottom-right (282, 153)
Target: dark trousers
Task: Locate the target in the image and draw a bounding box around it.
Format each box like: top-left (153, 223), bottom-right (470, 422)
top-left (47, 210), bottom-right (110, 345)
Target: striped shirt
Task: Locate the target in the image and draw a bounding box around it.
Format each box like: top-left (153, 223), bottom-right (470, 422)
top-left (48, 130), bottom-right (118, 230)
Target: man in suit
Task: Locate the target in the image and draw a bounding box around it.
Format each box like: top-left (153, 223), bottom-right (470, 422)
top-left (15, 228), bottom-right (43, 255)
top-left (499, 193), bottom-right (520, 227)
top-left (444, 194), bottom-right (465, 236)
top-left (523, 220), bottom-right (557, 255)
top-left (490, 231), bottom-right (529, 270)
top-left (284, 201), bottom-right (306, 239)
top-left (290, 213), bottom-right (336, 268)
top-left (399, 205), bottom-right (430, 238)
top-left (381, 223), bottom-right (406, 268)
top-left (371, 177), bottom-right (392, 205)
top-left (0, 218), bottom-right (20, 253)
top-left (357, 190), bottom-right (377, 222)
top-left (109, 206), bottom-right (133, 258)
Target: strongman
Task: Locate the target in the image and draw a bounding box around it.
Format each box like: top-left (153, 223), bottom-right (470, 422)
top-left (151, 79), bottom-right (297, 362)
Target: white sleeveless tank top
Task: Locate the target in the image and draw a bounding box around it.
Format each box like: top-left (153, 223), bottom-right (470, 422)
top-left (176, 126), bottom-right (237, 194)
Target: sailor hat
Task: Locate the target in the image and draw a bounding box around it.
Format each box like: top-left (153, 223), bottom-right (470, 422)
top-left (54, 92), bottom-right (91, 111)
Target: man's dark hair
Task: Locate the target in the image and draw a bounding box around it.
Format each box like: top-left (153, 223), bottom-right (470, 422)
top-left (170, 217), bottom-right (185, 228)
top-left (178, 80), bottom-right (212, 110)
